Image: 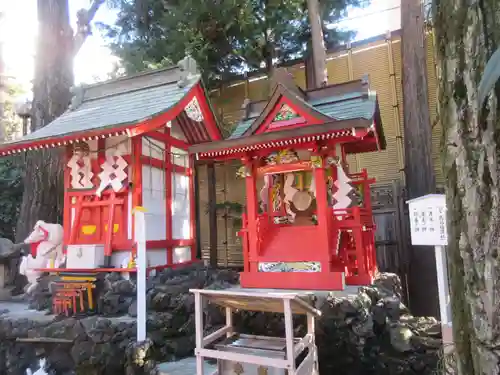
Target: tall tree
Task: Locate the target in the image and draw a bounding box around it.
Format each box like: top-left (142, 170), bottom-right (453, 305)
top-left (434, 0), bottom-right (500, 373)
top-left (307, 0), bottom-right (327, 87)
top-left (15, 0), bottom-right (105, 242)
top-left (401, 0), bottom-right (438, 318)
top-left (101, 0), bottom-right (358, 85)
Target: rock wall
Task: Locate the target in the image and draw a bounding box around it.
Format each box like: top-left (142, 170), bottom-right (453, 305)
top-left (0, 265), bottom-right (441, 375)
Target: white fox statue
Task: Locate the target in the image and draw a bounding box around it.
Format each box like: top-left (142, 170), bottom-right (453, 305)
top-left (19, 221), bottom-right (65, 294)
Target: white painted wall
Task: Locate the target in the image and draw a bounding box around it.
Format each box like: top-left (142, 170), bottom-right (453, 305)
top-left (142, 165), bottom-right (167, 240)
top-left (171, 146), bottom-right (189, 168)
top-left (142, 137), bottom-right (165, 160)
top-left (106, 135), bottom-right (131, 154)
top-left (111, 251), bottom-right (131, 269)
top-left (173, 247), bottom-right (192, 263)
top-left (148, 249), bottom-right (168, 267)
top-left (171, 173), bottom-right (190, 239)
top-left (111, 250), bottom-right (167, 269)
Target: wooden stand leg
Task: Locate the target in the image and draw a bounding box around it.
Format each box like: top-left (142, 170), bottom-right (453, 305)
top-left (194, 292), bottom-right (204, 375)
top-left (284, 299), bottom-right (295, 375)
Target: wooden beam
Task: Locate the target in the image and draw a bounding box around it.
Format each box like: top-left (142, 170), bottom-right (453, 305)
top-left (207, 163), bottom-right (218, 267)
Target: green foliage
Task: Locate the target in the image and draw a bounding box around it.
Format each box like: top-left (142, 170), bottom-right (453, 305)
top-left (100, 0), bottom-right (359, 85)
top-left (0, 156), bottom-right (23, 240)
top-left (1, 82), bottom-right (24, 141)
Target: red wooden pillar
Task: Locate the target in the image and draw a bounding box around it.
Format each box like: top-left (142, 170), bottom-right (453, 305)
top-left (350, 206), bottom-right (371, 285)
top-left (311, 153), bottom-right (331, 271)
top-left (239, 213), bottom-right (250, 273)
top-left (189, 155), bottom-right (196, 262)
top-left (243, 157), bottom-right (258, 271)
top-left (131, 137), bottom-right (143, 255)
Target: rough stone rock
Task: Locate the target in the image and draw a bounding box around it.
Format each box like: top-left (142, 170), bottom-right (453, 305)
top-left (0, 238), bottom-right (19, 260)
top-left (0, 266), bottom-right (441, 375)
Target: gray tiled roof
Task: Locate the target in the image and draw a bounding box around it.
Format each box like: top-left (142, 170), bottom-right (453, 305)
top-left (229, 91), bottom-right (376, 139)
top-left (3, 67), bottom-right (199, 146)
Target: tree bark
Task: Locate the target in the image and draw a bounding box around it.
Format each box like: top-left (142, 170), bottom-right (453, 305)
top-left (15, 0), bottom-right (74, 242)
top-left (434, 0), bottom-right (500, 373)
top-left (307, 0), bottom-right (327, 87)
top-left (15, 0), bottom-right (103, 242)
top-left (401, 0), bottom-right (438, 318)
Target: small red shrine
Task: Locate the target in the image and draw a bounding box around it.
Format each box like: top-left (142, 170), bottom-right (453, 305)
top-left (190, 70), bottom-right (385, 291)
top-left (0, 56), bottom-right (222, 275)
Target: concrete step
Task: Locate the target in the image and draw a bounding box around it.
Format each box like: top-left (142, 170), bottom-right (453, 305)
top-left (157, 357), bottom-right (216, 375)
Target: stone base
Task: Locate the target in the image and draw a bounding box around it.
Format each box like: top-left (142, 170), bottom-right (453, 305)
top-left (0, 287), bottom-right (13, 301)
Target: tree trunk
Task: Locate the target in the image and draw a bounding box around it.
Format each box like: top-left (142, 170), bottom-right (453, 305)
top-left (434, 0), bottom-right (500, 373)
top-left (15, 0), bottom-right (74, 242)
top-left (307, 0), bottom-right (327, 87)
top-left (401, 0), bottom-right (439, 318)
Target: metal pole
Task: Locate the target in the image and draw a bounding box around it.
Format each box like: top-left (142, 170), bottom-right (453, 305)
top-left (134, 206), bottom-right (147, 342)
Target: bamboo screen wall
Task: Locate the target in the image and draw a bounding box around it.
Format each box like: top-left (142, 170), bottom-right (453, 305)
top-left (198, 30), bottom-right (443, 266)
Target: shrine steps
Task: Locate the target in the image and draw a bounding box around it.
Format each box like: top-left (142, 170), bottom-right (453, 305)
top-left (157, 357), bottom-right (216, 375)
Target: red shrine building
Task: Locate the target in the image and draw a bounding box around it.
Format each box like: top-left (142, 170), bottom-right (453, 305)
top-left (191, 70), bottom-right (385, 290)
top-left (0, 57), bottom-right (222, 274)
top-left (0, 59), bottom-right (385, 293)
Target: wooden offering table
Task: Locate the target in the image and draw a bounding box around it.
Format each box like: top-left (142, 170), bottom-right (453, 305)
top-left (190, 288), bottom-right (321, 375)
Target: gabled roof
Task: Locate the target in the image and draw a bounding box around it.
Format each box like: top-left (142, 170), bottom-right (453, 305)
top-left (190, 70), bottom-right (385, 159)
top-left (0, 57), bottom-right (222, 156)
top-left (231, 75), bottom-right (381, 139)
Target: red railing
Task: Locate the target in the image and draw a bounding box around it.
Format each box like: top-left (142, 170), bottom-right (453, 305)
top-left (346, 169), bottom-right (375, 211)
top-left (332, 206), bottom-right (375, 229)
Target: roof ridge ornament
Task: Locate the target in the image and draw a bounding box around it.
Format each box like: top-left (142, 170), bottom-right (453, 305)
top-left (177, 54), bottom-right (199, 88)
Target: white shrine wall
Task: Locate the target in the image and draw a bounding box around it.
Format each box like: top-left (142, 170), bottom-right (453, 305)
top-left (173, 246), bottom-right (191, 263)
top-left (142, 165), bottom-right (167, 241)
top-left (106, 135), bottom-right (131, 153)
top-left (110, 248), bottom-right (168, 269)
top-left (142, 137), bottom-right (165, 159)
top-left (171, 172), bottom-right (190, 240)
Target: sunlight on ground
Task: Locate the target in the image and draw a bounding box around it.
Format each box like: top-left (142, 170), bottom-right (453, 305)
top-left (1, 0), bottom-right (401, 101)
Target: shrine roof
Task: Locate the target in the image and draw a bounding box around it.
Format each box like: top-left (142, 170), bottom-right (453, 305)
top-left (229, 90), bottom-right (376, 139)
top-left (190, 73), bottom-right (385, 159)
top-left (0, 58), bottom-right (222, 155)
